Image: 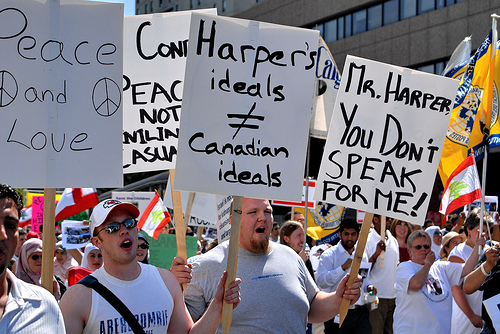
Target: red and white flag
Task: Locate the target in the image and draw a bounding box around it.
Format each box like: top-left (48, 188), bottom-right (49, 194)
top-left (19, 206), bottom-right (32, 228)
top-left (138, 192), bottom-right (171, 239)
top-left (55, 188), bottom-right (99, 222)
top-left (440, 155), bottom-right (482, 216)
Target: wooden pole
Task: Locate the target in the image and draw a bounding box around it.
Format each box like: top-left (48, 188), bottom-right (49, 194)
top-left (339, 212), bottom-right (373, 327)
top-left (379, 216), bottom-right (386, 268)
top-left (41, 188), bottom-right (56, 294)
top-left (184, 192), bottom-right (196, 233)
top-left (222, 196), bottom-right (242, 334)
top-left (169, 169), bottom-right (187, 291)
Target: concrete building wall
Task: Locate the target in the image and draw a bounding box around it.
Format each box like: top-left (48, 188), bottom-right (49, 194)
top-left (235, 0), bottom-right (500, 72)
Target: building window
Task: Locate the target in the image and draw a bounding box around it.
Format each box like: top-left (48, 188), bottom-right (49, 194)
top-left (159, 0), bottom-right (163, 6)
top-left (324, 19), bottom-right (337, 43)
top-left (383, 0), bottom-right (399, 26)
top-left (190, 0), bottom-right (193, 9)
top-left (368, 4), bottom-right (382, 30)
top-left (418, 0), bottom-right (435, 14)
top-left (338, 16), bottom-right (345, 40)
top-left (344, 14), bottom-right (352, 38)
top-left (150, 1), bottom-right (153, 12)
top-left (400, 0), bottom-right (417, 20)
top-left (222, 0), bottom-right (226, 12)
top-left (352, 9), bottom-right (367, 35)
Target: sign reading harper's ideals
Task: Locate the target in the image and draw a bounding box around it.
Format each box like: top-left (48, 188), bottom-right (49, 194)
top-left (314, 56), bottom-right (460, 224)
top-left (0, 0), bottom-right (123, 187)
top-left (175, 13), bottom-right (319, 201)
top-left (122, 9), bottom-right (216, 173)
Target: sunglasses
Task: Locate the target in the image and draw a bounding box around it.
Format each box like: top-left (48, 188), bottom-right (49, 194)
top-left (138, 243), bottom-right (149, 250)
top-left (95, 218), bottom-right (137, 235)
top-left (412, 244), bottom-right (431, 250)
top-left (434, 231), bottom-right (442, 236)
top-left (30, 254), bottom-right (42, 261)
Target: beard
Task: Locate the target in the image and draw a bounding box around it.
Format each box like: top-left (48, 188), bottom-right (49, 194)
top-left (250, 237), bottom-right (270, 254)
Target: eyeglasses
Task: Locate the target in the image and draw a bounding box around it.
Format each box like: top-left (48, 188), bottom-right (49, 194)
top-left (412, 244), bottom-right (431, 250)
top-left (95, 219), bottom-right (137, 235)
top-left (138, 243), bottom-right (149, 250)
top-left (30, 254), bottom-right (42, 261)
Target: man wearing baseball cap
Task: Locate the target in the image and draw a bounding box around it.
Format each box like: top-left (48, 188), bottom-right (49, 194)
top-left (60, 199), bottom-right (240, 333)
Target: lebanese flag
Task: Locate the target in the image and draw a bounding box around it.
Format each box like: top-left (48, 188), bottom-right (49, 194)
top-left (137, 192), bottom-right (171, 239)
top-left (19, 206), bottom-right (32, 228)
top-left (55, 188), bottom-right (99, 222)
top-left (440, 154), bottom-right (482, 216)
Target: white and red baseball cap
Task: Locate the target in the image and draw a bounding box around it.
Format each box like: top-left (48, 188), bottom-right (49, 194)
top-left (90, 199), bottom-right (140, 236)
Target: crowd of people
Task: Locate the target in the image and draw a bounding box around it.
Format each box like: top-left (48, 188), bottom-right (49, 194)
top-left (1, 181), bottom-right (499, 333)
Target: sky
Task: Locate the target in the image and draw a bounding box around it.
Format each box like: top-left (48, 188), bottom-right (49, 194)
top-left (90, 0), bottom-right (136, 16)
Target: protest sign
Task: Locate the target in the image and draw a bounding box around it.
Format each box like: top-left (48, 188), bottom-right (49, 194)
top-left (111, 191), bottom-right (155, 215)
top-left (31, 195), bottom-right (44, 233)
top-left (273, 179), bottom-right (316, 209)
top-left (61, 220), bottom-right (91, 250)
top-left (123, 9), bottom-right (216, 173)
top-left (315, 56), bottom-right (459, 225)
top-left (164, 178), bottom-right (217, 225)
top-left (145, 233), bottom-right (198, 270)
top-left (216, 195), bottom-right (232, 243)
top-left (0, 0), bottom-right (123, 188)
top-left (175, 13), bottom-right (319, 201)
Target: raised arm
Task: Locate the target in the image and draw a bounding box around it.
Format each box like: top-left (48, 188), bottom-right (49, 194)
top-left (463, 246), bottom-right (499, 294)
top-left (408, 251), bottom-right (434, 290)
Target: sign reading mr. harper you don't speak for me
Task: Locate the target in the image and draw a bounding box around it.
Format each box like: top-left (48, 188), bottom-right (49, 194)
top-left (314, 55), bottom-right (459, 225)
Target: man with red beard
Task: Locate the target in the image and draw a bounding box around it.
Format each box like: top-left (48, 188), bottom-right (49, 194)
top-left (60, 199), bottom-right (240, 334)
top-left (173, 197), bottom-right (361, 334)
top-left (316, 218), bottom-right (375, 333)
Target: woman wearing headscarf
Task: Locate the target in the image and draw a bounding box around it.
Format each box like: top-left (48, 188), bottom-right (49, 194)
top-left (67, 243), bottom-right (103, 286)
top-left (136, 232), bottom-right (150, 264)
top-left (53, 241), bottom-right (78, 283)
top-left (425, 225), bottom-right (442, 261)
top-left (16, 238), bottom-right (61, 299)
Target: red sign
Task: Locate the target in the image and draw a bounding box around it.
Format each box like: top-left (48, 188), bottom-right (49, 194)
top-left (273, 180), bottom-right (316, 209)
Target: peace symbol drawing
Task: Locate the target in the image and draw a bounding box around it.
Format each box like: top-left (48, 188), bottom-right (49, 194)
top-left (0, 70), bottom-right (18, 107)
top-left (92, 77), bottom-right (121, 117)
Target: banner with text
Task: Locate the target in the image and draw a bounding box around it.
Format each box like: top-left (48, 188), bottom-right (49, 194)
top-left (123, 9), bottom-right (216, 173)
top-left (111, 191), bottom-right (155, 216)
top-left (175, 13), bottom-right (319, 200)
top-left (0, 0), bottom-right (123, 187)
top-left (314, 56), bottom-right (458, 225)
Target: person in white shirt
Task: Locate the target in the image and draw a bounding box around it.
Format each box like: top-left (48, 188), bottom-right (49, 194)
top-left (364, 214), bottom-right (399, 334)
top-left (393, 230), bottom-right (480, 334)
top-left (317, 218), bottom-right (374, 334)
top-left (449, 209), bottom-right (488, 334)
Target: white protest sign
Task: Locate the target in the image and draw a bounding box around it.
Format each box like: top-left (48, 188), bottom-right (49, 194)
top-left (310, 37), bottom-right (341, 140)
top-left (314, 56), bottom-right (459, 224)
top-left (0, 0), bottom-right (123, 188)
top-left (61, 220), bottom-right (90, 250)
top-left (111, 191), bottom-right (155, 216)
top-left (483, 293), bottom-right (500, 333)
top-left (163, 178), bottom-right (217, 225)
top-left (175, 13), bottom-right (319, 201)
top-left (123, 9), bottom-right (216, 173)
top-left (216, 195), bottom-right (232, 243)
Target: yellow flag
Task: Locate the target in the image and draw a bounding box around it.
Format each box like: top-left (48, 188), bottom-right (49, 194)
top-left (439, 32), bottom-right (493, 186)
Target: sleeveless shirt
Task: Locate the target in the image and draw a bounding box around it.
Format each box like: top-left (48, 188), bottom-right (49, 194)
top-left (82, 263), bottom-right (174, 334)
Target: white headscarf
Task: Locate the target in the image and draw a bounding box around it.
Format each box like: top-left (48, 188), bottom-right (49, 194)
top-left (81, 243), bottom-right (100, 270)
top-left (425, 226), bottom-right (442, 260)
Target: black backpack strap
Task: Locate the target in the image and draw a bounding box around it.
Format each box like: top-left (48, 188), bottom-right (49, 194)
top-left (78, 275), bottom-right (146, 334)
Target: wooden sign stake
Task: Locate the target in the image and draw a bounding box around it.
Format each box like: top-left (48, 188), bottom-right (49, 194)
top-left (184, 192), bottom-right (196, 233)
top-left (339, 212), bottom-right (373, 327)
top-left (41, 188), bottom-right (56, 294)
top-left (379, 216), bottom-right (386, 268)
top-left (169, 169), bottom-right (187, 292)
top-left (222, 196), bottom-right (242, 334)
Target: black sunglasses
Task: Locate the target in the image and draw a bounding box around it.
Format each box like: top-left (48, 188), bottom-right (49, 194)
top-left (30, 254), bottom-right (42, 261)
top-left (412, 244), bottom-right (431, 250)
top-left (96, 218), bottom-right (137, 235)
top-left (138, 243), bottom-right (149, 250)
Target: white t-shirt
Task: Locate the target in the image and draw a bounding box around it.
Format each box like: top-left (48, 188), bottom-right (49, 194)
top-left (394, 260), bottom-right (463, 334)
top-left (364, 228), bottom-right (399, 298)
top-left (449, 242), bottom-right (483, 334)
